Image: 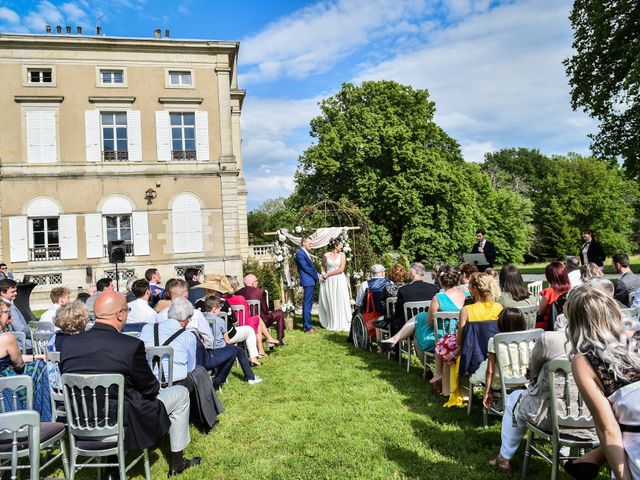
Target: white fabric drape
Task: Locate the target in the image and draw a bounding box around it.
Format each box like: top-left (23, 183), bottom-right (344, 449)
top-left (278, 227), bottom-right (346, 287)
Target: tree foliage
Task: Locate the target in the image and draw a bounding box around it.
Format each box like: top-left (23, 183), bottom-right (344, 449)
top-left (294, 81), bottom-right (533, 264)
top-left (564, 0), bottom-right (640, 175)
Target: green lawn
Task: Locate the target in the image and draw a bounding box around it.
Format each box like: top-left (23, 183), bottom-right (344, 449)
top-left (513, 254), bottom-right (640, 275)
top-left (44, 322), bottom-right (603, 479)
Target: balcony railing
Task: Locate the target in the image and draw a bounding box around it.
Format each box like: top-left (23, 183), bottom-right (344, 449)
top-left (249, 244), bottom-right (274, 259)
top-left (172, 150), bottom-right (197, 161)
top-left (102, 150), bottom-right (129, 162)
top-left (103, 242), bottom-right (135, 258)
top-left (30, 246), bottom-right (61, 261)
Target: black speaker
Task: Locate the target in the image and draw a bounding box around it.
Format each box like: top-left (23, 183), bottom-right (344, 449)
top-left (108, 240), bottom-right (126, 264)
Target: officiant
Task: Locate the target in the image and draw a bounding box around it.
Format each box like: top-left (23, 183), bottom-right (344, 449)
top-left (470, 228), bottom-right (496, 271)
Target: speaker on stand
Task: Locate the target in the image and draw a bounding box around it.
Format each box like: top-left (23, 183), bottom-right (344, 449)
top-left (107, 240), bottom-right (126, 291)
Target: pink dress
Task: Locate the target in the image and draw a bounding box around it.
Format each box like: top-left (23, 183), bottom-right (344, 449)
top-left (226, 295), bottom-right (261, 333)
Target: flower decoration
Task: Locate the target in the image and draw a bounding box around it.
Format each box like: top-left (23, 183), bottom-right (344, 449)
top-left (294, 225), bottom-right (303, 233)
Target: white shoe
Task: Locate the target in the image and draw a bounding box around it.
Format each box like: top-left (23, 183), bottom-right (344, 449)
top-left (248, 376), bottom-right (263, 385)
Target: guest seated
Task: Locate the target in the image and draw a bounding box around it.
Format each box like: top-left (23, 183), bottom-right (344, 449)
top-left (53, 300), bottom-right (89, 351)
top-left (487, 326), bottom-right (597, 472)
top-left (580, 262), bottom-right (603, 282)
top-left (445, 272), bottom-right (503, 408)
top-left (60, 290), bottom-right (200, 477)
top-left (351, 264), bottom-right (391, 348)
top-left (612, 253), bottom-right (640, 307)
top-left (225, 275), bottom-right (279, 356)
top-left (140, 297), bottom-right (223, 432)
top-left (564, 285), bottom-right (640, 479)
top-left (565, 256), bottom-right (582, 288)
top-left (85, 277), bottom-right (114, 321)
top-left (125, 276), bottom-right (138, 303)
top-left (237, 273), bottom-right (286, 345)
top-left (39, 286), bottom-right (71, 326)
top-left (458, 262), bottom-right (479, 295)
top-left (374, 263), bottom-right (407, 332)
top-left (125, 279), bottom-right (158, 333)
top-left (193, 275), bottom-right (263, 362)
top-left (185, 268), bottom-right (204, 306)
top-left (145, 267), bottom-right (165, 307)
top-left (498, 264), bottom-right (536, 328)
top-left (202, 296), bottom-right (262, 385)
top-left (537, 262), bottom-right (571, 330)
top-left (0, 279), bottom-right (33, 353)
top-left (469, 308), bottom-right (527, 409)
top-left (390, 262), bottom-right (439, 337)
top-left (0, 301), bottom-right (50, 420)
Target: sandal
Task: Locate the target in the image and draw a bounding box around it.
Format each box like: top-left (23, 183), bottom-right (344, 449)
top-left (489, 454), bottom-right (512, 472)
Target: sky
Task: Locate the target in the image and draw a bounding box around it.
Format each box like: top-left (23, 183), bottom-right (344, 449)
top-left (0, 0), bottom-right (595, 210)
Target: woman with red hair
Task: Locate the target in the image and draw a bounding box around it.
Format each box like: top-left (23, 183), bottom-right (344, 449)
top-left (537, 262), bottom-right (571, 330)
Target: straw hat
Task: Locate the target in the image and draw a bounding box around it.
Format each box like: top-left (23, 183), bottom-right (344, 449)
top-left (193, 274), bottom-right (234, 294)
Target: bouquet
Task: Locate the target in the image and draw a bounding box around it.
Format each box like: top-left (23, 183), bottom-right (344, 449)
top-left (435, 333), bottom-right (458, 365)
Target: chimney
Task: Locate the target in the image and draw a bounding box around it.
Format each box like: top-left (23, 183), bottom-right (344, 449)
top-left (66, 26), bottom-right (71, 34)
top-left (45, 25), bottom-right (52, 34)
top-left (77, 26), bottom-right (82, 35)
top-left (154, 28), bottom-right (161, 39)
top-left (165, 29), bottom-right (170, 38)
top-left (96, 26), bottom-right (102, 35)
top-left (56, 25), bottom-right (62, 34)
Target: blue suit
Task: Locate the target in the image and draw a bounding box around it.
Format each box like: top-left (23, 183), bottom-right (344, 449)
top-left (295, 247), bottom-right (319, 331)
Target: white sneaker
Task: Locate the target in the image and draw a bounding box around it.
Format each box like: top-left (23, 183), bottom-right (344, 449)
top-left (248, 376), bottom-right (263, 385)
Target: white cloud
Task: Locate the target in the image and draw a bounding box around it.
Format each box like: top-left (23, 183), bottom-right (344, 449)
top-left (461, 141), bottom-right (494, 163)
top-left (241, 96), bottom-right (322, 138)
top-left (239, 0), bottom-right (430, 84)
top-left (243, 138), bottom-right (300, 165)
top-left (354, 0), bottom-right (595, 157)
top-left (246, 169), bottom-right (297, 210)
top-left (0, 7), bottom-right (20, 24)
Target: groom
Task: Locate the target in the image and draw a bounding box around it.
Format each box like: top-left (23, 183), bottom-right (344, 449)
top-left (295, 236), bottom-right (321, 333)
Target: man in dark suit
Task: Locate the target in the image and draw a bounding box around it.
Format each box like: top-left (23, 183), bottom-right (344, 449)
top-left (295, 236), bottom-right (321, 333)
top-left (471, 228), bottom-right (497, 271)
top-left (237, 273), bottom-right (285, 345)
top-left (60, 290), bottom-right (200, 477)
top-left (612, 253), bottom-right (640, 307)
top-left (392, 262), bottom-right (439, 335)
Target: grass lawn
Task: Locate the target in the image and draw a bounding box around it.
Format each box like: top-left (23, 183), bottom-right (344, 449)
top-left (44, 319), bottom-right (606, 479)
top-left (513, 254), bottom-right (640, 275)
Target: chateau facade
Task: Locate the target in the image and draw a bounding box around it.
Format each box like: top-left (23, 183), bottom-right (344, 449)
top-left (0, 29), bottom-right (249, 302)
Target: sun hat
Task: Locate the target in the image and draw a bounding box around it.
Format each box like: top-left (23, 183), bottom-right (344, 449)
top-left (193, 274), bottom-right (234, 294)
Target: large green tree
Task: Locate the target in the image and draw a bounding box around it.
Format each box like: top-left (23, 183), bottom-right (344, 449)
top-left (564, 0), bottom-right (640, 175)
top-left (294, 81), bottom-right (533, 263)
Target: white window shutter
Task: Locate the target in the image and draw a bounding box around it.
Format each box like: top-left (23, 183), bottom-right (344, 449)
top-left (187, 210), bottom-right (204, 252)
top-left (85, 110), bottom-right (101, 162)
top-left (59, 214), bottom-right (77, 259)
top-left (172, 211), bottom-right (189, 253)
top-left (132, 212), bottom-right (150, 256)
top-left (85, 213), bottom-right (104, 258)
top-left (127, 110), bottom-right (142, 162)
top-left (9, 216), bottom-right (28, 263)
top-left (26, 111), bottom-right (42, 163)
top-left (40, 110), bottom-right (57, 163)
top-left (195, 111), bottom-right (210, 161)
top-left (155, 111), bottom-right (170, 161)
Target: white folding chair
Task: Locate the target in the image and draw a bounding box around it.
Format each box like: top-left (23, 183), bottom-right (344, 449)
top-left (521, 358), bottom-right (600, 480)
top-left (45, 350), bottom-right (66, 423)
top-left (231, 304), bottom-right (247, 328)
top-left (400, 301), bottom-right (430, 373)
top-left (515, 304), bottom-right (538, 330)
top-left (426, 311), bottom-right (460, 380)
top-left (527, 281), bottom-right (543, 305)
top-left (145, 346), bottom-right (174, 388)
top-left (485, 329), bottom-right (543, 427)
top-left (379, 297), bottom-right (396, 360)
top-left (31, 331), bottom-right (53, 356)
top-left (62, 373), bottom-right (151, 480)
top-left (0, 375), bottom-right (69, 478)
top-left (246, 299), bottom-right (261, 318)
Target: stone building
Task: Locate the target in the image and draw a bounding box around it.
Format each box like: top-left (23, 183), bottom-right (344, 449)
top-left (0, 28), bottom-right (249, 304)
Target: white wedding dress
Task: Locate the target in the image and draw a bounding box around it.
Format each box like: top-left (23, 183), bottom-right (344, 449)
top-left (318, 253), bottom-right (352, 332)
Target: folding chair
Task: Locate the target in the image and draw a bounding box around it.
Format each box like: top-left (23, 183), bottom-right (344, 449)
top-left (527, 281), bottom-right (543, 305)
top-left (462, 320), bottom-right (499, 416)
top-left (521, 358), bottom-right (600, 480)
top-left (31, 331), bottom-right (53, 356)
top-left (426, 311), bottom-right (460, 380)
top-left (0, 411), bottom-right (40, 480)
top-left (400, 301), bottom-right (430, 373)
top-left (484, 329), bottom-right (543, 427)
top-left (45, 351), bottom-right (66, 423)
top-left (28, 321), bottom-right (54, 333)
top-left (0, 375), bottom-right (69, 479)
top-left (380, 297), bottom-right (396, 359)
top-left (145, 346), bottom-right (174, 388)
top-left (246, 300), bottom-right (260, 318)
top-left (516, 305), bottom-right (538, 330)
top-left (61, 373), bottom-right (151, 480)
top-left (231, 304), bottom-right (247, 327)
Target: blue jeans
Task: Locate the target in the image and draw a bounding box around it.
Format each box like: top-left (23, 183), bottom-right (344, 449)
top-left (302, 285), bottom-right (315, 331)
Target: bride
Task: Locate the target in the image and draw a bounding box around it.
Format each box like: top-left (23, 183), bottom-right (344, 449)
top-left (318, 238), bottom-right (352, 332)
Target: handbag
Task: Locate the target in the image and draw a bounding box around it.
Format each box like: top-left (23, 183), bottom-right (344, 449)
top-left (362, 292), bottom-right (382, 337)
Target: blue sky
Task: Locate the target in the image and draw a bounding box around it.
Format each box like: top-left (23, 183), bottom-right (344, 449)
top-left (0, 0), bottom-right (595, 210)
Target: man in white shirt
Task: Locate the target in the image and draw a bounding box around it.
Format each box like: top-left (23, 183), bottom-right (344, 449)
top-left (156, 278), bottom-right (215, 349)
top-left (565, 256), bottom-right (582, 289)
top-left (39, 286), bottom-right (70, 326)
top-left (124, 279), bottom-right (158, 333)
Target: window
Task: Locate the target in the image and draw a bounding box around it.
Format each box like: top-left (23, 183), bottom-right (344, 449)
top-left (28, 68), bottom-right (52, 84)
top-left (31, 273), bottom-right (63, 286)
top-left (170, 112), bottom-right (196, 160)
top-left (103, 214), bottom-right (134, 256)
top-left (100, 69), bottom-right (124, 85)
top-left (168, 71), bottom-right (192, 86)
top-left (101, 112), bottom-right (128, 161)
top-left (31, 217), bottom-right (60, 261)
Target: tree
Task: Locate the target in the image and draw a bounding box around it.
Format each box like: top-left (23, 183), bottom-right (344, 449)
top-left (247, 197), bottom-right (289, 244)
top-left (533, 155), bottom-right (639, 259)
top-left (294, 81), bottom-right (533, 263)
top-left (482, 148), bottom-right (554, 192)
top-left (564, 1), bottom-right (640, 175)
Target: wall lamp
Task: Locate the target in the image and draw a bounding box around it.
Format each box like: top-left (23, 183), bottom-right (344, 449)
top-left (144, 188), bottom-right (157, 205)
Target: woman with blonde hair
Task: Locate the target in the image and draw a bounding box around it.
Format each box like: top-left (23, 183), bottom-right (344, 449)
top-left (444, 272), bottom-right (503, 407)
top-left (566, 285), bottom-right (640, 479)
top-left (53, 300), bottom-right (89, 351)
